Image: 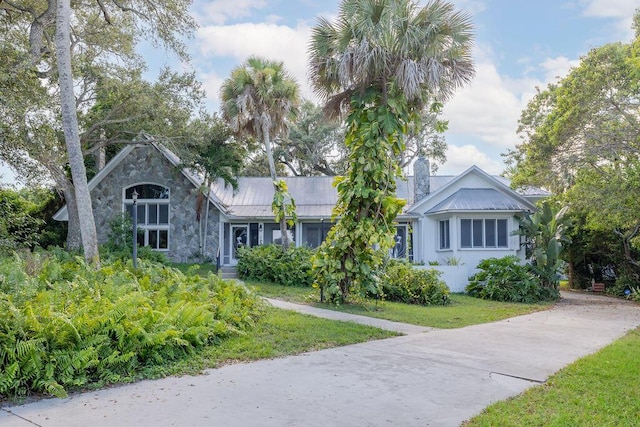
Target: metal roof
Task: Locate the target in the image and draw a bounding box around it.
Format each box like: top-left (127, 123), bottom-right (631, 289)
top-left (426, 188), bottom-right (532, 214)
top-left (210, 176), bottom-right (418, 219)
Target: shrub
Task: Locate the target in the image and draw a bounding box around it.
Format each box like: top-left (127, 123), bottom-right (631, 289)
top-left (236, 244), bottom-right (314, 287)
top-left (607, 272), bottom-right (640, 297)
top-left (0, 251), bottom-right (264, 399)
top-left (466, 256), bottom-right (559, 303)
top-left (379, 259), bottom-right (450, 306)
top-left (101, 214), bottom-right (169, 264)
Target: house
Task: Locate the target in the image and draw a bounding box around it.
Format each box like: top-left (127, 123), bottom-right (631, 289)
top-left (54, 142), bottom-right (548, 288)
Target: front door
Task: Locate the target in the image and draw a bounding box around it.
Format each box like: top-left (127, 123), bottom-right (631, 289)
top-left (230, 224), bottom-right (249, 264)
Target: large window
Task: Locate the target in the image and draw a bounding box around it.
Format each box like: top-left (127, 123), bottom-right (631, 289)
top-left (124, 184), bottom-right (170, 250)
top-left (439, 220), bottom-right (450, 250)
top-left (460, 218), bottom-right (508, 249)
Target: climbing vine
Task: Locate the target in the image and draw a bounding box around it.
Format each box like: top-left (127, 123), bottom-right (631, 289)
top-left (313, 89), bottom-right (414, 303)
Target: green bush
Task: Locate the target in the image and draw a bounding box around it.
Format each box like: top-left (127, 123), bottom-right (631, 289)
top-left (379, 260), bottom-right (450, 306)
top-left (607, 272), bottom-right (640, 297)
top-left (101, 214), bottom-right (169, 264)
top-left (0, 251), bottom-right (264, 399)
top-left (466, 256), bottom-right (559, 303)
top-left (236, 244), bottom-right (314, 287)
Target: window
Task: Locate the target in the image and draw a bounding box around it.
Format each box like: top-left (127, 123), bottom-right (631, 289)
top-left (124, 184), bottom-right (170, 250)
top-left (460, 218), bottom-right (508, 249)
top-left (439, 220), bottom-right (450, 250)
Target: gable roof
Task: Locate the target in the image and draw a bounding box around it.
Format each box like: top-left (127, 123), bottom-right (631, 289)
top-left (407, 165), bottom-right (536, 214)
top-left (53, 136), bottom-right (227, 221)
top-left (426, 188), bottom-right (533, 214)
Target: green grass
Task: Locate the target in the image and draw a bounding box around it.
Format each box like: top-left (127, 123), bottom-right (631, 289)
top-left (140, 306), bottom-right (397, 378)
top-left (250, 281), bottom-right (553, 329)
top-left (464, 327), bottom-right (640, 426)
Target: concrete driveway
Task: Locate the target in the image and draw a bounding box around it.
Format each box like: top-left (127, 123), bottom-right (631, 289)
top-left (2, 291), bottom-right (639, 426)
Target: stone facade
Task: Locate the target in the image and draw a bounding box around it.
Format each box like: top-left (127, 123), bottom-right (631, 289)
top-left (92, 145), bottom-right (220, 263)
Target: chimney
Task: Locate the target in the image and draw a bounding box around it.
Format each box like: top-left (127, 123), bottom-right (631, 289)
top-left (413, 156), bottom-right (430, 202)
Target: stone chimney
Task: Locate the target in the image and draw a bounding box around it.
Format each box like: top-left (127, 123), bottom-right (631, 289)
top-left (413, 156), bottom-right (430, 202)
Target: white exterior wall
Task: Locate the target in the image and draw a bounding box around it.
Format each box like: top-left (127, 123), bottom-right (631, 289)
top-left (419, 214), bottom-right (524, 268)
top-left (410, 168), bottom-right (529, 274)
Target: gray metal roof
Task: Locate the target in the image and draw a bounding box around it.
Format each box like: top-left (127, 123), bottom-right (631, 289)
top-left (426, 188), bottom-right (532, 214)
top-left (210, 174), bottom-right (544, 219)
top-left (211, 176), bottom-right (418, 219)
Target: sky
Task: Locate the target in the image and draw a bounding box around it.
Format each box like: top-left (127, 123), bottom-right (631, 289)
top-left (2, 0), bottom-right (638, 185)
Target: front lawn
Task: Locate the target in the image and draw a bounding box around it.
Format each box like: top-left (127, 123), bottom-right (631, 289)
top-left (250, 281), bottom-right (553, 329)
top-left (464, 327), bottom-right (640, 426)
top-left (142, 305), bottom-right (397, 379)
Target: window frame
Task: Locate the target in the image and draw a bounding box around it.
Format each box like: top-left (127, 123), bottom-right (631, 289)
top-left (438, 219), bottom-right (450, 250)
top-left (459, 218), bottom-right (509, 249)
top-left (123, 183), bottom-right (170, 251)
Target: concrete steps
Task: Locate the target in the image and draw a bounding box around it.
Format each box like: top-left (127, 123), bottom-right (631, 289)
top-left (220, 266), bottom-right (238, 279)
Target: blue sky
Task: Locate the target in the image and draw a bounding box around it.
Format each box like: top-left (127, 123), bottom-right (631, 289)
top-left (183, 0), bottom-right (638, 175)
top-left (2, 0), bottom-right (638, 184)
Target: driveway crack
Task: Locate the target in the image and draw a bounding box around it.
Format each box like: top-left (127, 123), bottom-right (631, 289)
top-left (490, 371), bottom-right (546, 384)
top-left (1, 407), bottom-right (43, 426)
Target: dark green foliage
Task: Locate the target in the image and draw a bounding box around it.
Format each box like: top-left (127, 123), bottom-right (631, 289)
top-left (236, 245), bottom-right (314, 287)
top-left (379, 260), bottom-right (450, 306)
top-left (466, 256), bottom-right (559, 303)
top-left (0, 187), bottom-right (66, 252)
top-left (608, 272), bottom-right (640, 297)
top-left (0, 251), bottom-right (264, 399)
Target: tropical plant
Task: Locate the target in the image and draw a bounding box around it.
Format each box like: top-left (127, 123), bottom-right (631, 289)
top-left (0, 251), bottom-right (263, 398)
top-left (272, 180), bottom-right (298, 233)
top-left (308, 0), bottom-right (474, 303)
top-left (466, 256), bottom-right (559, 303)
top-left (220, 56), bottom-right (301, 249)
top-left (515, 201), bottom-right (571, 288)
top-left (179, 116), bottom-right (245, 260)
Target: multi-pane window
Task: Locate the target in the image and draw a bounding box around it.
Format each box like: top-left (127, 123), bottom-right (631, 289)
top-left (460, 218), bottom-right (508, 248)
top-left (124, 184), bottom-right (170, 250)
top-left (439, 220), bottom-right (450, 250)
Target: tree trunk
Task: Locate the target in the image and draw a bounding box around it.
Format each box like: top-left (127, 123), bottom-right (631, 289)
top-left (262, 121), bottom-right (290, 249)
top-left (94, 146), bottom-right (106, 171)
top-left (60, 177), bottom-right (82, 251)
top-left (203, 185), bottom-right (211, 258)
top-left (55, 0), bottom-right (100, 267)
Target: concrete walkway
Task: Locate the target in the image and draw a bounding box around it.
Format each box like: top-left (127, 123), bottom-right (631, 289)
top-left (2, 292), bottom-right (639, 426)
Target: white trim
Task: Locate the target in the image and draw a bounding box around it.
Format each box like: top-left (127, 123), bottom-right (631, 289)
top-left (408, 165), bottom-right (536, 214)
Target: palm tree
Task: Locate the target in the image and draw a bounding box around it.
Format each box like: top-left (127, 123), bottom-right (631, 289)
top-left (220, 56), bottom-right (300, 249)
top-left (309, 0), bottom-right (474, 114)
top-left (308, 0), bottom-right (475, 302)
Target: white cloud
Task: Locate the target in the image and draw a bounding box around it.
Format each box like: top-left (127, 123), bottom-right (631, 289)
top-left (443, 59), bottom-right (528, 150)
top-left (439, 144), bottom-right (503, 175)
top-left (581, 0), bottom-right (637, 39)
top-left (196, 0), bottom-right (267, 25)
top-left (197, 70), bottom-right (225, 108)
top-left (539, 56), bottom-right (580, 83)
top-left (196, 22), bottom-right (316, 104)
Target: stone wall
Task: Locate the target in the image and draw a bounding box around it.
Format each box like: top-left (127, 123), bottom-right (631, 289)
top-left (413, 156), bottom-right (430, 203)
top-left (92, 145), bottom-right (220, 263)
